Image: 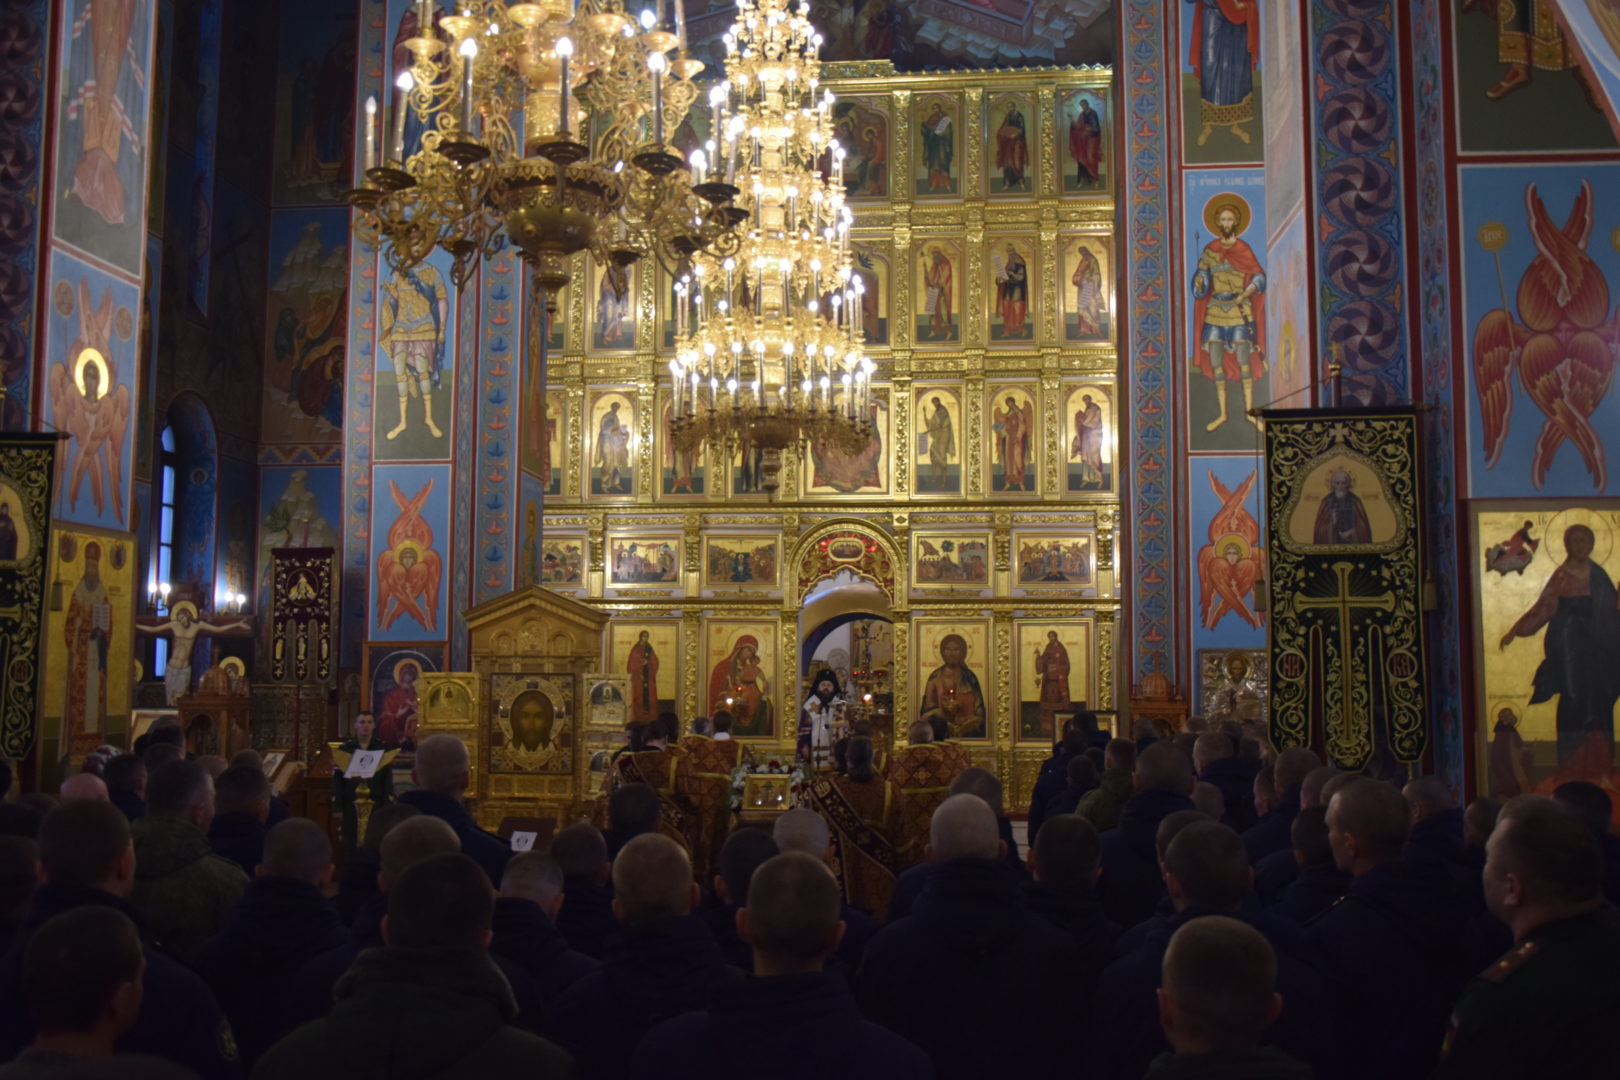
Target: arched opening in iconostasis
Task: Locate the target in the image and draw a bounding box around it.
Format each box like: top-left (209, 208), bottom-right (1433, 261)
top-left (798, 569), bottom-right (894, 712)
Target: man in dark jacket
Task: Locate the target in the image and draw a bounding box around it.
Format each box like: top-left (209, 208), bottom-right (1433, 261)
top-left (548, 833), bottom-right (737, 1080)
top-left (1403, 775), bottom-right (1484, 914)
top-left (0, 837), bottom-right (37, 959)
top-left (334, 803), bottom-right (420, 926)
top-left (103, 755), bottom-right (146, 823)
top-left (1097, 743), bottom-right (1197, 928)
top-left (1026, 719), bottom-right (1085, 843)
top-left (1306, 778), bottom-right (1471, 1080)
top-left (1021, 813), bottom-right (1115, 997)
top-left (603, 783), bottom-right (660, 861)
top-left (770, 809), bottom-right (877, 974)
top-left (1267, 807), bottom-right (1348, 924)
top-left (1193, 733), bottom-right (1260, 833)
top-left (1241, 748), bottom-right (1320, 865)
top-left (1253, 765), bottom-right (1340, 904)
top-left (857, 794), bottom-right (1072, 1080)
top-left (1551, 780), bottom-right (1620, 908)
top-left (698, 828), bottom-right (779, 972)
top-left (254, 853), bottom-right (572, 1080)
top-left (397, 734), bottom-right (510, 885)
top-left (130, 759), bottom-right (248, 957)
top-left (1146, 916), bottom-right (1311, 1080)
top-left (207, 765), bottom-right (272, 876)
top-left (1091, 821), bottom-right (1328, 1080)
top-left (550, 823), bottom-right (617, 959)
top-left (1044, 756), bottom-right (1099, 821)
top-left (633, 853), bottom-right (933, 1080)
top-left (491, 851), bottom-right (600, 1009)
top-left (0, 799), bottom-right (240, 1080)
top-left (948, 769), bottom-right (1025, 876)
top-left (1077, 738), bottom-right (1137, 833)
top-left (190, 819), bottom-right (346, 1069)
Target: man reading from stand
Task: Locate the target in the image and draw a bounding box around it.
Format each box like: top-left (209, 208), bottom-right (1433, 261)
top-left (633, 853), bottom-right (932, 1080)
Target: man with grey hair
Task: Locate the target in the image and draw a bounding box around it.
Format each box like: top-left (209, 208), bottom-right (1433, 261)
top-left (58, 772), bottom-right (108, 802)
top-left (1098, 741), bottom-right (1197, 928)
top-left (857, 794), bottom-right (1071, 1080)
top-left (190, 819), bottom-right (345, 1068)
top-left (771, 808), bottom-right (877, 972)
top-left (399, 732), bottom-right (510, 883)
top-left (550, 833), bottom-right (735, 1080)
top-left (492, 852), bottom-right (600, 1009)
top-left (130, 759), bottom-right (247, 957)
top-left (632, 853), bottom-right (933, 1079)
top-left (950, 766), bottom-right (1025, 873)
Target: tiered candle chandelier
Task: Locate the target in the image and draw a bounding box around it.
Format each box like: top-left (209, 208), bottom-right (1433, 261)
top-left (666, 0), bottom-right (874, 496)
top-left (344, 0), bottom-right (748, 293)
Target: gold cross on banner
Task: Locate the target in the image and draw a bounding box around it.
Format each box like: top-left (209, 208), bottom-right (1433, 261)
top-left (1294, 561), bottom-right (1395, 763)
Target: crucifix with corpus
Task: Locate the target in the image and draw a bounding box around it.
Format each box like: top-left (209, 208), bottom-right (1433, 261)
top-left (137, 601), bottom-right (252, 704)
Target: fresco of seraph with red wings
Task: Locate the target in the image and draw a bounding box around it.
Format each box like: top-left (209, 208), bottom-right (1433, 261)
top-left (1473, 181), bottom-right (1617, 492)
top-left (375, 478), bottom-right (442, 633)
top-left (1197, 470), bottom-right (1266, 631)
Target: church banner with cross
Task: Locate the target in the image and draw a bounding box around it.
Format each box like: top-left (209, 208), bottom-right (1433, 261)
top-left (0, 434), bottom-right (58, 758)
top-left (1264, 408), bottom-right (1427, 769)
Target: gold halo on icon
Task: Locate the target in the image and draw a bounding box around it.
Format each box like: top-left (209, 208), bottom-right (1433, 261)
top-left (74, 348), bottom-right (109, 400)
top-left (1543, 507), bottom-right (1614, 567)
top-left (220, 657), bottom-right (245, 677)
top-left (171, 600), bottom-right (199, 621)
top-left (1202, 192), bottom-right (1252, 236)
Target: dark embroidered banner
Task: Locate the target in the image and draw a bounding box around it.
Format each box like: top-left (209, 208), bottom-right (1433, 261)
top-left (270, 547), bottom-right (335, 684)
top-left (1264, 409), bottom-right (1426, 769)
top-left (0, 435), bottom-right (59, 758)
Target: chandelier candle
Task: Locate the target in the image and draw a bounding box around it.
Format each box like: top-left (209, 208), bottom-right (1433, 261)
top-left (392, 71), bottom-right (413, 163)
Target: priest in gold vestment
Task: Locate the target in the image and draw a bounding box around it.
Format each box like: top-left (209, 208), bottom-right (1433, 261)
top-left (886, 720), bottom-right (971, 865)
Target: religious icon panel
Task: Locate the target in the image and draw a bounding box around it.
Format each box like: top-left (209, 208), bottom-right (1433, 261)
top-left (521, 384), bottom-right (563, 498)
top-left (1064, 383), bottom-right (1115, 494)
top-left (913, 93), bottom-right (961, 198)
top-left (1178, 0), bottom-right (1264, 165)
top-left (587, 390), bottom-right (637, 498)
top-left (609, 622), bottom-right (680, 729)
top-left (912, 617), bottom-right (993, 742)
top-left (987, 385), bottom-right (1039, 495)
top-left (803, 389), bottom-right (891, 498)
top-left (363, 644), bottom-right (442, 748)
top-left (910, 530), bottom-right (992, 591)
top-left (912, 386), bottom-right (964, 497)
top-left (703, 618), bottom-right (780, 738)
top-left (606, 534), bottom-right (682, 588)
top-left (1056, 86), bottom-right (1109, 195)
top-left (537, 533), bottom-right (587, 591)
top-left (368, 464), bottom-right (451, 642)
top-left (588, 257), bottom-right (637, 352)
top-left (1061, 235), bottom-right (1113, 345)
top-left (849, 241), bottom-right (891, 349)
top-left (987, 236), bottom-right (1038, 345)
top-left (701, 535), bottom-right (781, 591)
top-left (490, 673), bottom-right (574, 774)
top-left (374, 249), bottom-right (455, 462)
top-left (1016, 621), bottom-right (1094, 744)
top-left (1471, 501), bottom-right (1620, 810)
top-left (1012, 531), bottom-right (1095, 591)
top-left (658, 394), bottom-right (706, 499)
top-left (832, 97), bottom-right (890, 201)
top-left (1283, 451), bottom-right (1402, 552)
top-left (986, 91), bottom-right (1037, 198)
top-left (262, 209), bottom-right (347, 444)
top-left (913, 238), bottom-right (964, 346)
top-left (43, 528), bottom-right (135, 760)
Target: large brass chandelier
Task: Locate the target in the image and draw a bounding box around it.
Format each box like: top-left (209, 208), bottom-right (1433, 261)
top-left (667, 0), bottom-right (873, 496)
top-left (345, 0), bottom-right (748, 293)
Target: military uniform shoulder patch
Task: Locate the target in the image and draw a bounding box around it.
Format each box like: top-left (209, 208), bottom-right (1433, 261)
top-left (1479, 940), bottom-right (1539, 984)
top-left (219, 1019), bottom-right (239, 1061)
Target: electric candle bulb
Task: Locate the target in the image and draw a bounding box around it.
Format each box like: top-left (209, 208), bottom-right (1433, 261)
top-left (392, 71), bottom-right (414, 162)
top-left (458, 37), bottom-right (478, 134)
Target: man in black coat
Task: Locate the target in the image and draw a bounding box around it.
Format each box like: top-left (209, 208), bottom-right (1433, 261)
top-left (698, 828), bottom-right (779, 972)
top-left (857, 794), bottom-right (1072, 1080)
top-left (1097, 743), bottom-right (1198, 928)
top-left (633, 853), bottom-right (933, 1080)
top-left (104, 755), bottom-right (146, 823)
top-left (548, 833), bottom-right (737, 1080)
top-left (491, 851), bottom-right (600, 1009)
top-left (1253, 766), bottom-right (1340, 905)
top-left (333, 802), bottom-right (420, 926)
top-left (1267, 807), bottom-right (1349, 925)
top-left (1305, 778), bottom-right (1471, 1080)
top-left (1404, 775), bottom-right (1485, 914)
top-left (1044, 756), bottom-right (1099, 821)
top-left (949, 768), bottom-right (1026, 877)
top-left (189, 819), bottom-right (347, 1069)
top-left (1026, 719), bottom-right (1085, 843)
top-left (254, 854), bottom-right (572, 1080)
top-left (1021, 813), bottom-right (1115, 998)
top-left (1146, 916), bottom-right (1311, 1080)
top-left (0, 799), bottom-right (240, 1080)
top-left (397, 734), bottom-right (510, 885)
top-left (206, 765), bottom-right (271, 876)
top-left (1090, 821), bottom-right (1328, 1080)
top-left (1241, 747), bottom-right (1320, 865)
top-left (1551, 780), bottom-right (1620, 907)
top-left (1193, 733), bottom-right (1260, 833)
top-left (771, 809), bottom-right (877, 974)
top-left (550, 822), bottom-right (617, 959)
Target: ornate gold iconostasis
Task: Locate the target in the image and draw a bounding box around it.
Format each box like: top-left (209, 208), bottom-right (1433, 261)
top-left (510, 64), bottom-right (1122, 811)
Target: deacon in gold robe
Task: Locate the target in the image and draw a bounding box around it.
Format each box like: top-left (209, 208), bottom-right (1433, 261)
top-left (612, 715), bottom-right (693, 853)
top-left (677, 723), bottom-right (743, 882)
